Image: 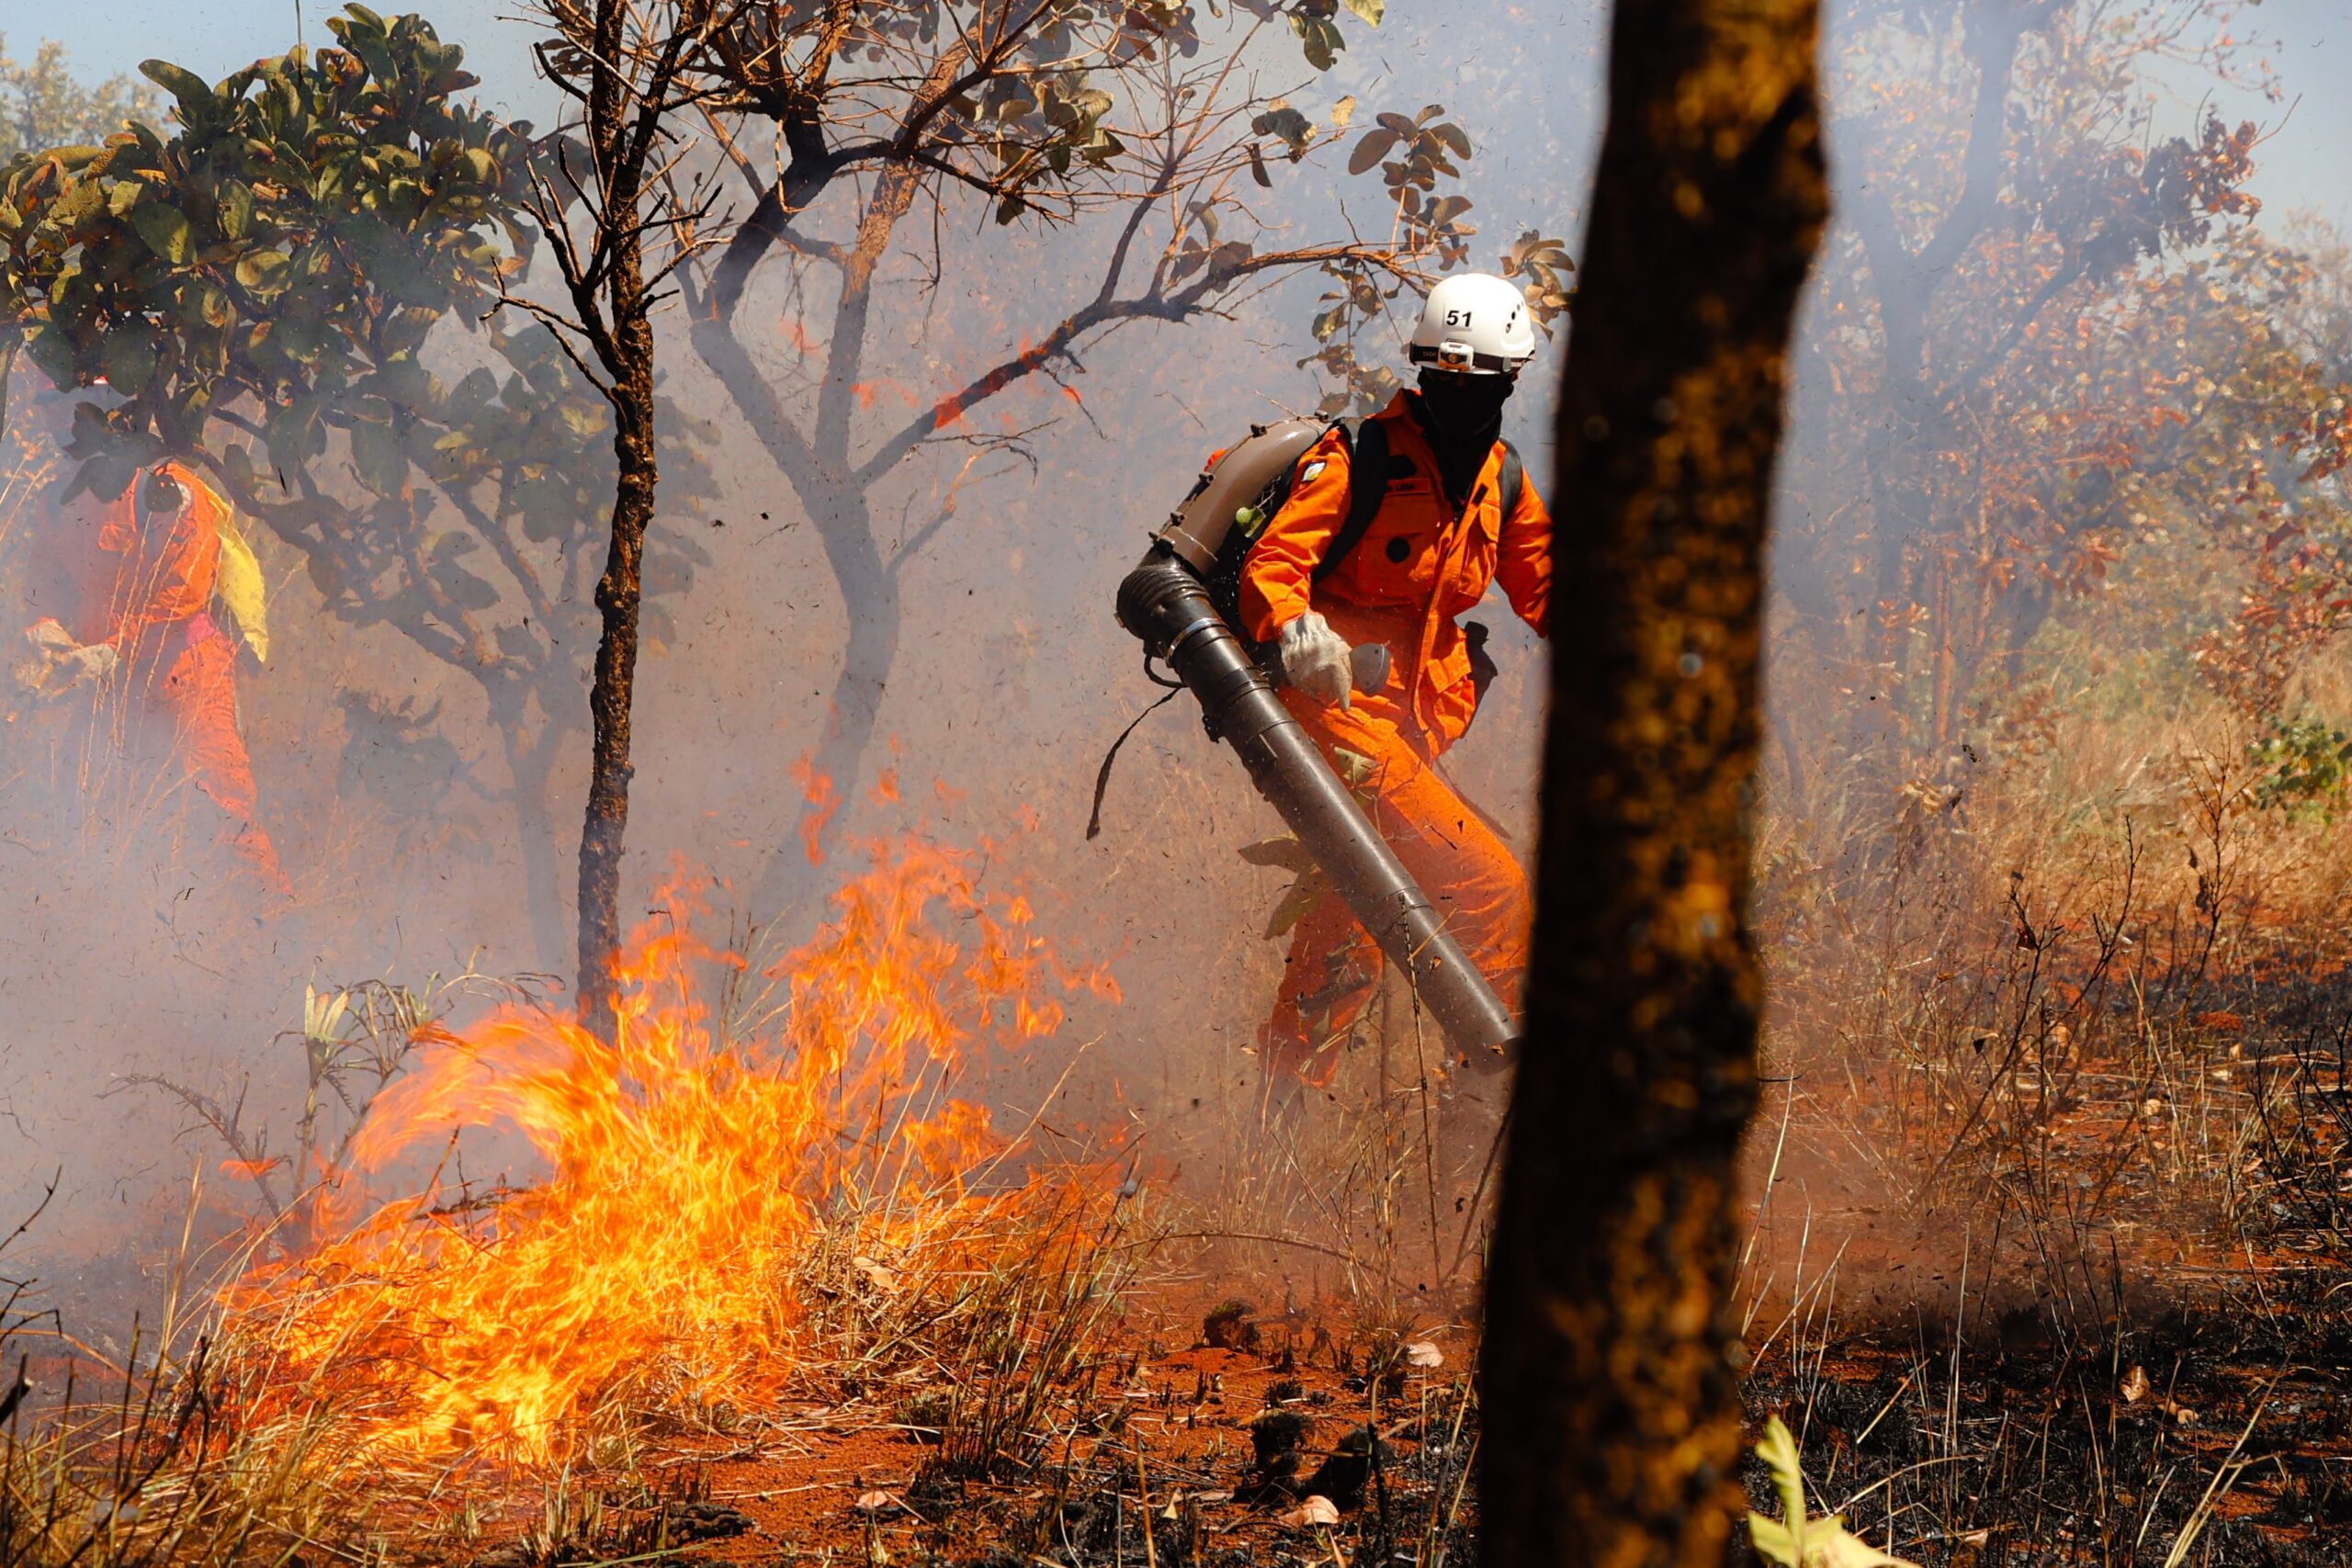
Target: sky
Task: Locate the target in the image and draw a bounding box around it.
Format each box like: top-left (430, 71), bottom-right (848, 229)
top-left (2151, 0), bottom-right (2352, 230)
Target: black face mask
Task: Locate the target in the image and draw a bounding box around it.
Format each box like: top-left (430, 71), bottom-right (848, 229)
top-left (1413, 369), bottom-right (1516, 502)
top-left (1415, 368), bottom-right (1516, 435)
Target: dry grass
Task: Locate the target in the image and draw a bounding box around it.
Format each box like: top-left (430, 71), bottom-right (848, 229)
top-left (1739, 674), bottom-right (2352, 1564)
top-left (0, 1199), bottom-right (364, 1568)
top-left (1758, 684), bottom-right (2352, 1258)
top-left (1169, 967), bottom-right (1509, 1320)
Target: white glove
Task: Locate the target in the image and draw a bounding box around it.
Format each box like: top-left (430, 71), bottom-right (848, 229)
top-left (1278, 611), bottom-right (1354, 710)
top-left (14, 619), bottom-right (118, 699)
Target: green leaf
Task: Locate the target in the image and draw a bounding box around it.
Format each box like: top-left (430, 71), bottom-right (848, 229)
top-left (1748, 1417), bottom-right (1922, 1568)
top-left (350, 418), bottom-right (407, 498)
top-left (453, 146), bottom-right (499, 186)
top-left (1252, 103), bottom-right (1314, 160)
top-left (233, 249), bottom-right (291, 295)
top-left (130, 200), bottom-right (195, 264)
top-left (138, 60), bottom-right (216, 126)
top-left (139, 59), bottom-right (212, 103)
top-left (100, 326), bottom-right (158, 395)
top-left (1341, 0), bottom-right (1385, 22)
top-left (219, 180), bottom-right (254, 241)
top-left (1758, 1416), bottom-right (1808, 1558)
top-left (1330, 745), bottom-right (1381, 801)
top-left (222, 443), bottom-right (258, 497)
top-left (1299, 18), bottom-right (1343, 71)
top-left (266, 400), bottom-right (322, 475)
top-left (1264, 869), bottom-right (1334, 940)
top-left (184, 279), bottom-right (234, 330)
top-left (1749, 1515), bottom-right (1800, 1568)
top-left (1804, 1522), bottom-right (1922, 1568)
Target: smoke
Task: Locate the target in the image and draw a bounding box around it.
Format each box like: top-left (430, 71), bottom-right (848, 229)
top-left (0, 0), bottom-right (1603, 1329)
top-left (6, 0), bottom-right (2346, 1341)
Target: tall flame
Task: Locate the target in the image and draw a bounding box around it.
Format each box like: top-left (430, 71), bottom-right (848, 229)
top-left (227, 837), bottom-right (1118, 1464)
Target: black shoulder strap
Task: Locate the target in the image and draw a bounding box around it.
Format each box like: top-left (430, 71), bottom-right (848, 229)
top-left (1311, 414), bottom-right (1388, 586)
top-left (1497, 438), bottom-right (1524, 522)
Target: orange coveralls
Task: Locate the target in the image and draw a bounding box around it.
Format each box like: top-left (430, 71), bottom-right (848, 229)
top-left (1238, 390), bottom-right (1550, 1084)
top-left (30, 464), bottom-right (288, 892)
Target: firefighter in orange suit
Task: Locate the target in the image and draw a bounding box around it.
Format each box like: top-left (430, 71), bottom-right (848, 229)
top-left (1238, 273), bottom-right (1549, 1085)
top-left (17, 460), bottom-right (288, 894)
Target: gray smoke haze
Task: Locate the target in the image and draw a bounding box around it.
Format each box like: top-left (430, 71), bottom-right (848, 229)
top-left (2, 0), bottom-right (2346, 1326)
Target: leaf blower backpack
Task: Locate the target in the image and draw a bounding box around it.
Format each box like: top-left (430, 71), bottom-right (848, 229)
top-left (1087, 413), bottom-right (1521, 840)
top-left (1152, 414), bottom-right (1524, 667)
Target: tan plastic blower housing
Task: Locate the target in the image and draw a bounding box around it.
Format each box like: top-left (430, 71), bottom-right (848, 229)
top-left (1153, 418), bottom-right (1325, 573)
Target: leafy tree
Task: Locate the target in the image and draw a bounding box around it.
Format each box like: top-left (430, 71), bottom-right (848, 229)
top-left (0, 6), bottom-right (714, 965)
top-left (2176, 227), bottom-right (2352, 716)
top-left (1481, 0), bottom-right (1826, 1561)
top-left (0, 34), bottom-right (160, 161)
top-left (669, 0), bottom-right (1568, 908)
top-left (1770, 0), bottom-right (2346, 794)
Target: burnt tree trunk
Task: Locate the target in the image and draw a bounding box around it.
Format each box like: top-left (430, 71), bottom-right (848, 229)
top-left (1479, 0), bottom-right (1827, 1562)
top-left (576, 376), bottom-right (654, 1031)
top-left (571, 0), bottom-right (662, 1035)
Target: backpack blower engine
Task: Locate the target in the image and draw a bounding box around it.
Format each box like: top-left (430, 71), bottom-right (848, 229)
top-left (1112, 418), bottom-right (1519, 1066)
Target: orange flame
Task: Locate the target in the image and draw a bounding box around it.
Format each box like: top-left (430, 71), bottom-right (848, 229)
top-left (790, 755), bottom-right (840, 865)
top-left (225, 840), bottom-right (1114, 1465)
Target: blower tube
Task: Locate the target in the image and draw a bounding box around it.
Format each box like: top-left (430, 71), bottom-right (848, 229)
top-left (1115, 543), bottom-right (1519, 1063)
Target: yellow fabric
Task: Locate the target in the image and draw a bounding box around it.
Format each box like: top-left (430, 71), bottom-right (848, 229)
top-left (211, 510), bottom-right (269, 663)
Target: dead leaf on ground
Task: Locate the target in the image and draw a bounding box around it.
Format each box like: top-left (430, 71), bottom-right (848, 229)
top-left (1282, 1495), bottom-right (1341, 1527)
top-left (1404, 1340), bottom-right (1443, 1368)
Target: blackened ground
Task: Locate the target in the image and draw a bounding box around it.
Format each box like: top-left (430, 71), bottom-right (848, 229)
top-left (1743, 1266), bottom-right (2352, 1567)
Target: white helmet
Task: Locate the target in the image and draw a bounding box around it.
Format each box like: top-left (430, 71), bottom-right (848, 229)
top-left (1407, 272), bottom-right (1538, 377)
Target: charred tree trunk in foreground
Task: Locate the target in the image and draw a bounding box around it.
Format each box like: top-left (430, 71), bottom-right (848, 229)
top-left (1480, 0), bottom-right (1826, 1561)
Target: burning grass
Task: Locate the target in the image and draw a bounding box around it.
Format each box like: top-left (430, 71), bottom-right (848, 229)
top-left (6, 683), bottom-right (2349, 1566)
top-left (0, 835), bottom-right (1136, 1564)
top-left (215, 838), bottom-right (1133, 1471)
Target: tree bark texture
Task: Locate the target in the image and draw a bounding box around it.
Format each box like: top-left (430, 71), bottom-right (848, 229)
top-left (1479, 0), bottom-right (1826, 1561)
top-left (573, 0), bottom-right (662, 1035)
